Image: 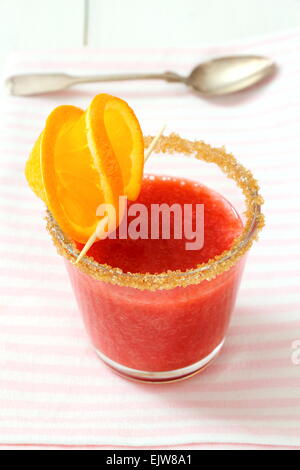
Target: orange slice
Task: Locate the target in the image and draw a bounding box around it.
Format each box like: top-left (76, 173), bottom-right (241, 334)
top-left (41, 105), bottom-right (124, 243)
top-left (88, 94), bottom-right (144, 201)
top-left (25, 94), bottom-right (144, 244)
top-left (25, 132), bottom-right (46, 202)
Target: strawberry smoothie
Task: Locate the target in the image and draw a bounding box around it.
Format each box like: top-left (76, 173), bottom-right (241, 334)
top-left (65, 175), bottom-right (244, 380)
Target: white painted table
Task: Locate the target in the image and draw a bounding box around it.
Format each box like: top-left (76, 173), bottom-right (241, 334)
top-left (0, 0), bottom-right (300, 80)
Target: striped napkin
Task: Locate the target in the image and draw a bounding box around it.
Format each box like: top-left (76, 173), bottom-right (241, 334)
top-left (0, 29), bottom-right (300, 450)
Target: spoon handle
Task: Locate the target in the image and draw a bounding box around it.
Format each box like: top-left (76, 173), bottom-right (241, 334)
top-left (5, 71), bottom-right (184, 96)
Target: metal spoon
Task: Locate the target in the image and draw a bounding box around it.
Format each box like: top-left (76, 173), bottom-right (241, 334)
top-left (5, 55), bottom-right (276, 97)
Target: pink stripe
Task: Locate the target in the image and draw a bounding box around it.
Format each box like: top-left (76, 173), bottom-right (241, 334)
top-left (249, 252), bottom-right (300, 261)
top-left (5, 114), bottom-right (300, 134)
top-left (0, 218), bottom-right (46, 231)
top-left (241, 283), bottom-right (300, 294)
top-left (0, 442), bottom-right (298, 450)
top-left (0, 231), bottom-right (51, 245)
top-left (229, 320), bottom-right (300, 336)
top-left (1, 424), bottom-right (300, 439)
top-left (2, 410), bottom-right (300, 425)
top-left (1, 442), bottom-right (299, 450)
top-left (0, 303), bottom-right (77, 317)
top-left (2, 375), bottom-right (300, 397)
top-left (1, 134), bottom-right (34, 145)
top-left (2, 95), bottom-right (297, 113)
top-left (201, 360), bottom-right (292, 378)
top-left (3, 341), bottom-right (82, 356)
top-left (0, 251), bottom-right (60, 266)
top-left (0, 176), bottom-right (27, 186)
top-left (0, 188), bottom-right (40, 201)
top-left (263, 206), bottom-right (300, 215)
top-left (244, 269), bottom-right (300, 280)
top-left (0, 162), bottom-right (28, 172)
top-left (236, 303), bottom-right (300, 314)
top-left (224, 338), bottom-right (293, 353)
top-left (0, 348), bottom-right (300, 382)
top-left (1, 396), bottom-right (299, 413)
top-left (0, 206), bottom-right (44, 217)
top-left (267, 222), bottom-right (299, 231)
top-left (1, 103), bottom-right (299, 131)
top-left (10, 36), bottom-right (300, 70)
top-left (0, 147), bottom-right (32, 156)
top-left (0, 266), bottom-right (66, 282)
top-left (5, 99), bottom-right (300, 124)
top-left (0, 286), bottom-right (72, 300)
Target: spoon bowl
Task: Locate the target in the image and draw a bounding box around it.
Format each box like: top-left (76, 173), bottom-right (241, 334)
top-left (186, 55), bottom-right (276, 95)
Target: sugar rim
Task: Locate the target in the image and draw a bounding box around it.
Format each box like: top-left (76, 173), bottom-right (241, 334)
top-left (46, 133), bottom-right (265, 291)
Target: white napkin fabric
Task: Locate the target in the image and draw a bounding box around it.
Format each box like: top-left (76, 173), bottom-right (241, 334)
top-left (0, 29), bottom-right (300, 449)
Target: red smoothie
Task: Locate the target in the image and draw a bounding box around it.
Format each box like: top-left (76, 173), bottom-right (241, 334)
top-left (66, 175), bottom-right (244, 378)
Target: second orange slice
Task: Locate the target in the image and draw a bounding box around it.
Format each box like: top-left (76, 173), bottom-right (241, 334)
top-left (87, 94), bottom-right (144, 201)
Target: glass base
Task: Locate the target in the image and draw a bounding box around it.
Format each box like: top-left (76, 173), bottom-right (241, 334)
top-left (94, 339), bottom-right (225, 383)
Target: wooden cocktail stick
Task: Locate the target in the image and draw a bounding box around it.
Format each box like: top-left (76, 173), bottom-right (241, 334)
top-left (74, 214), bottom-right (108, 264)
top-left (144, 123), bottom-right (166, 162)
top-left (75, 124), bottom-right (166, 264)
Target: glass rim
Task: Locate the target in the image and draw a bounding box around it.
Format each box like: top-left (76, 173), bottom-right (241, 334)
top-left (46, 133), bottom-right (265, 291)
